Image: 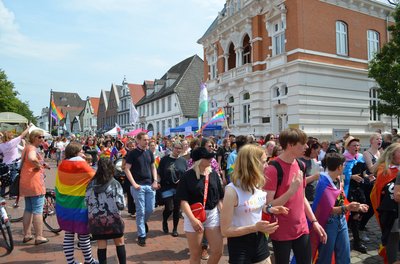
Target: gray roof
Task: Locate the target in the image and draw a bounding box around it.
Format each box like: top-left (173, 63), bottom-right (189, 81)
top-left (136, 55), bottom-right (204, 118)
top-left (52, 91), bottom-right (85, 108)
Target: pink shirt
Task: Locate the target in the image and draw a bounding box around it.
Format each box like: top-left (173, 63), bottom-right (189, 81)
top-left (0, 136), bottom-right (22, 164)
top-left (263, 157), bottom-right (308, 241)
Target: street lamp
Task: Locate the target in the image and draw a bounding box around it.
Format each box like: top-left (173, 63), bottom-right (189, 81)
top-left (224, 103), bottom-right (232, 128)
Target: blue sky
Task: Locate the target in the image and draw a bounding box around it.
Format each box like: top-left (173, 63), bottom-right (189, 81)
top-left (0, 0), bottom-right (225, 116)
top-left (0, 0), bottom-right (392, 117)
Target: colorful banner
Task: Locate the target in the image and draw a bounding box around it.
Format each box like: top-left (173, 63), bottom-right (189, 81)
top-left (51, 100), bottom-right (65, 122)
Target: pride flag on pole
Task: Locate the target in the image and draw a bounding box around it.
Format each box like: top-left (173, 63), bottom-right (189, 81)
top-left (198, 83), bottom-right (208, 131)
top-left (199, 108), bottom-right (226, 132)
top-left (51, 100), bottom-right (65, 122)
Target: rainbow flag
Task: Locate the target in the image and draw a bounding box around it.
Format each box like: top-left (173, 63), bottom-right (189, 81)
top-left (55, 159), bottom-right (95, 234)
top-left (154, 156), bottom-right (161, 169)
top-left (51, 100), bottom-right (65, 122)
top-left (198, 108), bottom-right (226, 133)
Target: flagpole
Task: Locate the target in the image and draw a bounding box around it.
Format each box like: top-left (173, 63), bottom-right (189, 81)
top-left (49, 90), bottom-right (52, 133)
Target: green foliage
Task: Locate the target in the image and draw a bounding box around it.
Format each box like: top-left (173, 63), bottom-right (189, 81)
top-left (0, 69), bottom-right (37, 123)
top-left (368, 6), bottom-right (400, 119)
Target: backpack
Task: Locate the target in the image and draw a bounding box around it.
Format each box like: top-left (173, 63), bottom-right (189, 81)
top-left (268, 158), bottom-right (306, 194)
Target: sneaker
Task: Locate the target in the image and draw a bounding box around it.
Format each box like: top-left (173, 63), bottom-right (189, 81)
top-left (137, 237), bottom-right (146, 247)
top-left (201, 248), bottom-right (209, 260)
top-left (360, 231), bottom-right (370, 242)
top-left (353, 242), bottom-right (367, 254)
top-left (172, 230), bottom-right (179, 237)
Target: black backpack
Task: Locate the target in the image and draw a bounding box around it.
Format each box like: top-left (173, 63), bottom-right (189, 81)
top-left (268, 158), bottom-right (306, 195)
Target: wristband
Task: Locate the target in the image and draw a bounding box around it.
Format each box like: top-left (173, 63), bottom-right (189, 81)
top-left (266, 204), bottom-right (273, 214)
top-left (311, 219), bottom-right (318, 224)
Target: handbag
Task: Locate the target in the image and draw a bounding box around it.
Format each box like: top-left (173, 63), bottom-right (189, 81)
top-left (190, 171), bottom-right (209, 223)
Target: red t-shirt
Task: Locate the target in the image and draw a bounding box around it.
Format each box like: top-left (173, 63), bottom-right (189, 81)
top-left (263, 157), bottom-right (309, 241)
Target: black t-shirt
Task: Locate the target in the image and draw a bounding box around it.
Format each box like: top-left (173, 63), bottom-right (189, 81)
top-left (378, 180), bottom-right (397, 213)
top-left (125, 147), bottom-right (154, 185)
top-left (83, 145), bottom-right (98, 164)
top-left (216, 147), bottom-right (231, 172)
top-left (176, 169), bottom-right (224, 210)
top-left (158, 155), bottom-right (188, 191)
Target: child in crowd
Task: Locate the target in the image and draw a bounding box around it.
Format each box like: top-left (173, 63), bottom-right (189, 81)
top-left (86, 158), bottom-right (126, 264)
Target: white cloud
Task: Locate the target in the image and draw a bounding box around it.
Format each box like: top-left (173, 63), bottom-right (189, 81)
top-left (0, 0), bottom-right (79, 60)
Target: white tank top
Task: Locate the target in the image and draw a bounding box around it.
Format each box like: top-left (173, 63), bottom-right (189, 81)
top-left (228, 182), bottom-right (267, 227)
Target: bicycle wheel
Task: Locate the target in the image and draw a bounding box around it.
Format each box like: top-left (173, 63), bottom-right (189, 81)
top-left (43, 194), bottom-right (61, 233)
top-left (0, 221), bottom-right (14, 252)
top-left (8, 197), bottom-right (24, 223)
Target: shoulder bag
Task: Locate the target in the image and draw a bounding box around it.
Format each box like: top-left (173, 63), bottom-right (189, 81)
top-left (189, 171), bottom-right (209, 223)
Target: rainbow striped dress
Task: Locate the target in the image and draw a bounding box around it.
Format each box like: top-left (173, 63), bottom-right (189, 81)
top-left (55, 157), bottom-right (95, 234)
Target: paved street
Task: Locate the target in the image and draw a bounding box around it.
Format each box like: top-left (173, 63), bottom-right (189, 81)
top-left (0, 159), bottom-right (385, 263)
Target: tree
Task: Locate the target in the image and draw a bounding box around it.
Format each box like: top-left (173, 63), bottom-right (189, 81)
top-left (0, 69), bottom-right (37, 123)
top-left (368, 6), bottom-right (400, 120)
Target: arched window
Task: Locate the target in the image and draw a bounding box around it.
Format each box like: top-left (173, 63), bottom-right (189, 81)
top-left (367, 30), bottom-right (380, 61)
top-left (228, 43), bottom-right (236, 70)
top-left (243, 34), bottom-right (251, 64)
top-left (336, 21), bottom-right (348, 56)
top-left (273, 87), bottom-right (280, 98)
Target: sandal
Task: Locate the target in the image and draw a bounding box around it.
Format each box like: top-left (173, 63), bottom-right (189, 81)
top-left (22, 235), bottom-right (34, 243)
top-left (34, 238), bottom-right (49, 245)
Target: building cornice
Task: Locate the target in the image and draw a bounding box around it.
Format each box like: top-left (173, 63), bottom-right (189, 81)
top-left (319, 0), bottom-right (394, 21)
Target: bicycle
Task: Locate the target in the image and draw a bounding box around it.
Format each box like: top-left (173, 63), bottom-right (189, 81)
top-left (8, 189), bottom-right (61, 233)
top-left (0, 197), bottom-right (13, 253)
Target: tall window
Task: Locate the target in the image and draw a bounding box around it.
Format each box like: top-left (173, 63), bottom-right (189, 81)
top-left (168, 119), bottom-right (172, 129)
top-left (175, 118), bottom-right (179, 127)
top-left (162, 98), bottom-right (165, 113)
top-left (161, 120), bottom-right (165, 134)
top-left (370, 88), bottom-right (381, 121)
top-left (147, 104), bottom-right (150, 117)
top-left (151, 102), bottom-right (154, 116)
top-left (156, 121), bottom-right (160, 134)
top-left (243, 35), bottom-right (251, 64)
top-left (156, 100), bottom-right (159, 114)
top-left (273, 21), bottom-right (285, 56)
top-left (336, 21), bottom-right (348, 56)
top-left (367, 30), bottom-right (380, 61)
top-left (168, 96), bottom-right (172, 111)
top-left (242, 92), bottom-right (250, 124)
top-left (228, 43), bottom-right (236, 70)
top-left (209, 52), bottom-right (217, 79)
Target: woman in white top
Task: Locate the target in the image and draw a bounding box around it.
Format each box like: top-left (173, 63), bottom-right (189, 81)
top-left (220, 144), bottom-right (289, 264)
top-left (359, 132), bottom-right (382, 239)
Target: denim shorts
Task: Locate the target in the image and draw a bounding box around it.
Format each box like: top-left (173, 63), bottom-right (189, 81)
top-left (25, 195), bottom-right (45, 214)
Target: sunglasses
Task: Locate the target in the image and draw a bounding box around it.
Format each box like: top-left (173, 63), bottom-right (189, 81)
top-left (36, 136), bottom-right (45, 139)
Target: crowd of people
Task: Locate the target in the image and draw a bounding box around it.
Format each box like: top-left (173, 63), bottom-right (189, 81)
top-left (2, 125), bottom-right (400, 263)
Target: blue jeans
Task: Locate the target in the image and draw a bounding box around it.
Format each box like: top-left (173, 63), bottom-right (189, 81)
top-left (130, 185), bottom-right (155, 238)
top-left (317, 214), bottom-right (350, 264)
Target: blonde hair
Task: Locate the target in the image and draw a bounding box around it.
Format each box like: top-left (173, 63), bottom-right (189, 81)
top-left (231, 144), bottom-right (265, 194)
top-left (28, 129), bottom-right (43, 144)
top-left (369, 133), bottom-right (381, 144)
top-left (192, 159), bottom-right (212, 180)
top-left (374, 142), bottom-right (400, 176)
